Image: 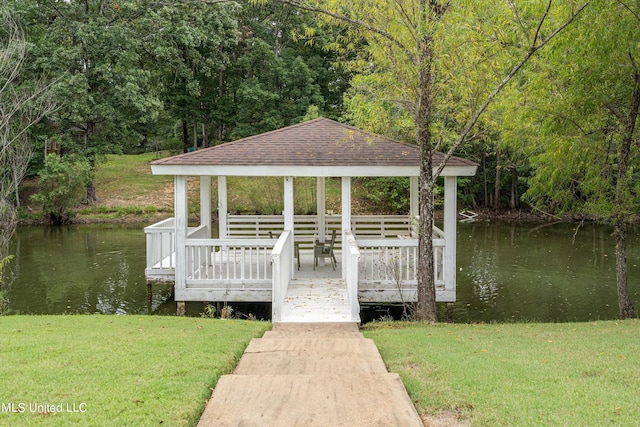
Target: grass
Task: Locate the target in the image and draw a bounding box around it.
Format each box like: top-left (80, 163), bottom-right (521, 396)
top-left (363, 319), bottom-right (640, 426)
top-left (0, 315), bottom-right (269, 426)
top-left (2, 316), bottom-right (638, 426)
top-left (22, 152), bottom-right (403, 221)
top-left (95, 152), bottom-right (173, 202)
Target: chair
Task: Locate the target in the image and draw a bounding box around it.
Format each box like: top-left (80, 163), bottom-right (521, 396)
top-left (314, 229), bottom-right (337, 270)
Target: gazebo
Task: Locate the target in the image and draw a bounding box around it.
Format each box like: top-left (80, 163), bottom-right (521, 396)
top-left (144, 118), bottom-right (477, 322)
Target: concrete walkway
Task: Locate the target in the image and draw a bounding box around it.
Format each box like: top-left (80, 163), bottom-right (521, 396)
top-left (197, 323), bottom-right (423, 427)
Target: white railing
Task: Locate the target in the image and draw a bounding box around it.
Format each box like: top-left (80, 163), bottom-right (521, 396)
top-left (184, 238), bottom-right (276, 285)
top-left (344, 230), bottom-right (361, 321)
top-left (271, 230), bottom-right (293, 322)
top-left (145, 218), bottom-right (210, 273)
top-left (227, 214), bottom-right (414, 249)
top-left (145, 218), bottom-right (175, 270)
top-left (411, 215), bottom-right (445, 240)
top-left (357, 238), bottom-right (445, 287)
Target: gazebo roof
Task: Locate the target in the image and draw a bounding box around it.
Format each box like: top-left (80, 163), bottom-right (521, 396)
top-left (151, 117), bottom-right (477, 177)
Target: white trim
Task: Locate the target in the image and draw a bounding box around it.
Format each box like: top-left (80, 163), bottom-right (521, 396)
top-left (151, 164), bottom-right (477, 177)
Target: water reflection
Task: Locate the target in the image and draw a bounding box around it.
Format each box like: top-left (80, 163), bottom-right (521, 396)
top-left (3, 221), bottom-right (639, 322)
top-left (5, 225), bottom-right (173, 315)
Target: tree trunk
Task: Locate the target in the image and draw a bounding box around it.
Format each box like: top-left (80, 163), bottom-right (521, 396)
top-left (482, 154), bottom-right (488, 207)
top-left (193, 121), bottom-right (198, 151)
top-left (614, 223), bottom-right (634, 318)
top-left (510, 165), bottom-right (518, 209)
top-left (494, 147), bottom-right (501, 210)
top-left (202, 121), bottom-right (208, 148)
top-left (612, 64), bottom-right (640, 319)
top-left (182, 120), bottom-right (189, 153)
top-left (415, 1), bottom-right (438, 322)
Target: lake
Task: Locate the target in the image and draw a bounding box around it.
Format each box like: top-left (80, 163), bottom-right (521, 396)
top-left (3, 221), bottom-right (639, 322)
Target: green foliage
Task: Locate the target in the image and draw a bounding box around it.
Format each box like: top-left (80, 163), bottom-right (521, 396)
top-left (358, 177), bottom-right (409, 214)
top-left (31, 154), bottom-right (92, 224)
top-left (523, 1), bottom-right (640, 222)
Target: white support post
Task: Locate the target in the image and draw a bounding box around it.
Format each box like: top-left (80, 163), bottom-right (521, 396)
top-left (284, 177), bottom-right (294, 232)
top-left (341, 176), bottom-right (352, 279)
top-left (443, 176), bottom-right (457, 299)
top-left (410, 176), bottom-right (419, 235)
top-left (217, 176), bottom-right (227, 239)
top-left (200, 176), bottom-right (211, 238)
top-left (174, 175), bottom-right (188, 310)
top-left (317, 177), bottom-right (326, 240)
top-left (284, 177), bottom-right (295, 278)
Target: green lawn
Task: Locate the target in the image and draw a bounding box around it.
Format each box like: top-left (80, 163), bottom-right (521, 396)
top-left (0, 315), bottom-right (269, 426)
top-left (95, 152), bottom-right (173, 201)
top-left (2, 316), bottom-right (638, 426)
top-left (364, 319), bottom-right (640, 426)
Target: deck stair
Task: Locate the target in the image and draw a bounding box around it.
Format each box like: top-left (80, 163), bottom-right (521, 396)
top-left (280, 278), bottom-right (358, 323)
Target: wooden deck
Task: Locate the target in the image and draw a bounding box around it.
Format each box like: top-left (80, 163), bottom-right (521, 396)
top-left (281, 278), bottom-right (354, 323)
top-left (145, 215), bottom-right (455, 320)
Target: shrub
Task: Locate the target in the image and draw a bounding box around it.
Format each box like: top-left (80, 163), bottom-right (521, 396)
top-left (31, 154), bottom-right (92, 224)
top-left (359, 177), bottom-right (410, 214)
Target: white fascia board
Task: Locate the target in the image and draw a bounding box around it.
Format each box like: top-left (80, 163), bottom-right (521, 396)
top-left (151, 164), bottom-right (477, 177)
top-left (437, 165), bottom-right (478, 177)
top-left (151, 164), bottom-right (419, 177)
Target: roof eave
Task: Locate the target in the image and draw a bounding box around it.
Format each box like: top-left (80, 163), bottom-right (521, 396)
top-left (150, 163), bottom-right (477, 177)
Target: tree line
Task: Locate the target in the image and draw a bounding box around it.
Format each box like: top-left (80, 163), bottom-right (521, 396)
top-left (1, 0), bottom-right (637, 320)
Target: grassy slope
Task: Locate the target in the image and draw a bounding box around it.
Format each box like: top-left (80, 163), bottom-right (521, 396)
top-left (0, 316), bottom-right (269, 426)
top-left (87, 153), bottom-right (372, 219)
top-left (364, 319), bottom-right (640, 426)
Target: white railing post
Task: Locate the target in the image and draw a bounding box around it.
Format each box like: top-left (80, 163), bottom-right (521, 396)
top-left (344, 231), bottom-right (361, 322)
top-left (271, 231), bottom-right (292, 322)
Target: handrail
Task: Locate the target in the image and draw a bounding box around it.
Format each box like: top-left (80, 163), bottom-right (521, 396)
top-left (144, 219), bottom-right (210, 272)
top-left (144, 217), bottom-right (175, 231)
top-left (145, 218), bottom-right (176, 270)
top-left (357, 237), bottom-right (446, 287)
top-left (185, 238), bottom-right (277, 283)
top-left (271, 230), bottom-right (292, 322)
top-left (410, 215), bottom-right (445, 239)
top-left (344, 230), bottom-right (361, 322)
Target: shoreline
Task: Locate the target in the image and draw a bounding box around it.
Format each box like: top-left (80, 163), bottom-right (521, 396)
top-left (15, 207), bottom-right (590, 227)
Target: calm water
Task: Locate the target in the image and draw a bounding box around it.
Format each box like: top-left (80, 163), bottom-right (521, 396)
top-left (3, 222), bottom-right (639, 322)
top-left (456, 222), bottom-right (639, 322)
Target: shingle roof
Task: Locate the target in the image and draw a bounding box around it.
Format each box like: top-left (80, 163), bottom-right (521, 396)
top-left (151, 117), bottom-right (476, 168)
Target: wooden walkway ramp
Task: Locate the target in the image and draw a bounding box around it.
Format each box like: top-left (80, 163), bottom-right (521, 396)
top-left (197, 323), bottom-right (423, 427)
top-left (281, 279), bottom-right (356, 323)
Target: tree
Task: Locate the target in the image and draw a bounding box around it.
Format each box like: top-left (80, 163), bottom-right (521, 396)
top-left (17, 0), bottom-right (163, 199)
top-left (0, 0), bottom-right (56, 288)
top-left (144, 0), bottom-right (241, 151)
top-left (524, 0), bottom-right (638, 319)
top-left (31, 153), bottom-right (92, 225)
top-left (268, 0), bottom-right (587, 321)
